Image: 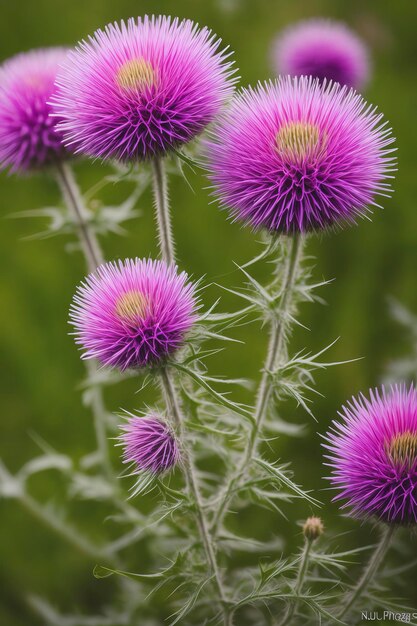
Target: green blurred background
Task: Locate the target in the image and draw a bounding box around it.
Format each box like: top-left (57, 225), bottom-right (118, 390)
top-left (1, 1), bottom-right (417, 624)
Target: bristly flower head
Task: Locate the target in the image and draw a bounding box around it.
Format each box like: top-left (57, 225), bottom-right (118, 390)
top-left (323, 384), bottom-right (417, 525)
top-left (51, 15), bottom-right (236, 161)
top-left (119, 413), bottom-right (179, 476)
top-left (70, 258), bottom-right (197, 370)
top-left (205, 76), bottom-right (395, 234)
top-left (0, 48), bottom-right (68, 173)
top-left (273, 19), bottom-right (369, 90)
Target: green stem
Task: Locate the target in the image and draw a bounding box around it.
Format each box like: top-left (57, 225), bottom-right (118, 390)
top-left (278, 537), bottom-right (313, 626)
top-left (160, 368), bottom-right (232, 626)
top-left (55, 161), bottom-right (104, 272)
top-left (151, 158), bottom-right (175, 265)
top-left (0, 459), bottom-right (113, 563)
top-left (55, 162), bottom-right (114, 484)
top-left (338, 525), bottom-right (396, 621)
top-left (20, 490), bottom-right (110, 562)
top-left (151, 162), bottom-right (231, 624)
top-left (211, 235), bottom-right (304, 536)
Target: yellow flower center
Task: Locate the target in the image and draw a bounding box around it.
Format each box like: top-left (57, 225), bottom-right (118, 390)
top-left (276, 122), bottom-right (325, 161)
top-left (116, 58), bottom-right (157, 92)
top-left (115, 290), bottom-right (148, 322)
top-left (387, 431), bottom-right (417, 469)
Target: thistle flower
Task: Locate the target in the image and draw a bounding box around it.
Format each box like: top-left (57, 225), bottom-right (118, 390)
top-left (119, 413), bottom-right (179, 475)
top-left (0, 48), bottom-right (68, 173)
top-left (51, 15), bottom-right (235, 162)
top-left (272, 19), bottom-right (369, 91)
top-left (70, 258), bottom-right (197, 370)
top-left (205, 76), bottom-right (395, 234)
top-left (323, 384), bottom-right (417, 525)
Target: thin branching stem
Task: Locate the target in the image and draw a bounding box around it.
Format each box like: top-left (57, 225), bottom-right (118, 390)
top-left (338, 525), bottom-right (396, 620)
top-left (211, 235), bottom-right (304, 535)
top-left (0, 460), bottom-right (113, 563)
top-left (55, 161), bottom-right (104, 272)
top-left (160, 368), bottom-right (232, 626)
top-left (278, 536), bottom-right (313, 626)
top-left (54, 161), bottom-right (113, 484)
top-left (21, 489), bottom-right (112, 562)
top-left (151, 158), bottom-right (175, 265)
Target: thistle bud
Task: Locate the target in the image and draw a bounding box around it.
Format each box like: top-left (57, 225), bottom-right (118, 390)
top-left (303, 516), bottom-right (324, 542)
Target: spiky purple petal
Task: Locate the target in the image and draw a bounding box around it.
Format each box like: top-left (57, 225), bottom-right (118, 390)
top-left (51, 15), bottom-right (236, 162)
top-left (70, 258), bottom-right (197, 370)
top-left (205, 76), bottom-right (395, 234)
top-left (323, 384), bottom-right (417, 525)
top-left (120, 414), bottom-right (179, 475)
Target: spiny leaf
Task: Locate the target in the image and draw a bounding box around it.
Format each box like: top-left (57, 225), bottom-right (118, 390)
top-left (254, 458), bottom-right (321, 506)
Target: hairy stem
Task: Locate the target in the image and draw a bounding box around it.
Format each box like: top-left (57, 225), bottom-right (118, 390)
top-left (211, 235), bottom-right (304, 535)
top-left (338, 525), bottom-right (395, 620)
top-left (278, 537), bottom-right (313, 626)
top-left (160, 368), bottom-right (232, 625)
top-left (151, 158), bottom-right (175, 265)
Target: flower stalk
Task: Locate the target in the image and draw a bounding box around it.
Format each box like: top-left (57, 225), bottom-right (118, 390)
top-left (278, 534), bottom-right (314, 626)
top-left (55, 161), bottom-right (104, 272)
top-left (151, 158), bottom-right (175, 265)
top-left (152, 165), bottom-right (231, 624)
top-left (160, 368), bottom-right (232, 624)
top-left (54, 161), bottom-right (117, 484)
top-left (211, 234), bottom-right (304, 536)
top-left (338, 525), bottom-right (396, 620)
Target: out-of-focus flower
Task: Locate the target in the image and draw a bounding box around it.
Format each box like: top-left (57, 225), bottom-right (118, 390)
top-left (272, 19), bottom-right (369, 90)
top-left (323, 384), bottom-right (417, 525)
top-left (0, 48), bottom-right (68, 173)
top-left (51, 16), bottom-right (236, 162)
top-left (70, 258), bottom-right (197, 370)
top-left (205, 76), bottom-right (395, 234)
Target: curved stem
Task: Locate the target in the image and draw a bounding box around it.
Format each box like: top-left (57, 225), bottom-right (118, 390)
top-left (55, 161), bottom-right (104, 272)
top-left (160, 368), bottom-right (232, 625)
top-left (338, 525), bottom-right (395, 621)
top-left (151, 158), bottom-right (175, 265)
top-left (211, 235), bottom-right (304, 535)
top-left (278, 537), bottom-right (313, 626)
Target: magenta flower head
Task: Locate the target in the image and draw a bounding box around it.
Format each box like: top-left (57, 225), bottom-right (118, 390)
top-left (205, 76), bottom-right (395, 234)
top-left (323, 385), bottom-right (417, 525)
top-left (51, 15), bottom-right (235, 162)
top-left (0, 48), bottom-right (68, 173)
top-left (119, 413), bottom-right (179, 477)
top-left (70, 258), bottom-right (197, 370)
top-left (273, 19), bottom-right (369, 91)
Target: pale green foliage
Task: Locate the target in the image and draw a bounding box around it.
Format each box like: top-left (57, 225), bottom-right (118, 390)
top-left (1, 157), bottom-right (415, 626)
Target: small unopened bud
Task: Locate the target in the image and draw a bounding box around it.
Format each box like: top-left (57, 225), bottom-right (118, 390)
top-left (303, 516), bottom-right (324, 542)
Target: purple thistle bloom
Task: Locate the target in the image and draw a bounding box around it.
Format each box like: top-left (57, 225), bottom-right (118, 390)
top-left (205, 76), bottom-right (395, 234)
top-left (0, 48), bottom-right (68, 173)
top-left (51, 15), bottom-right (236, 162)
top-left (323, 385), bottom-right (417, 525)
top-left (273, 19), bottom-right (369, 90)
top-left (70, 258), bottom-right (197, 370)
top-left (119, 414), bottom-right (179, 475)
